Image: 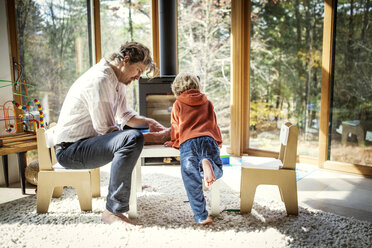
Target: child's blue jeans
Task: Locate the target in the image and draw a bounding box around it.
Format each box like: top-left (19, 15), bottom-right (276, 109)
top-left (179, 136), bottom-right (223, 223)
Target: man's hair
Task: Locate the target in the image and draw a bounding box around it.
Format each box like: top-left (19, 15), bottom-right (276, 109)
top-left (109, 41), bottom-right (156, 75)
top-left (172, 72), bottom-right (201, 96)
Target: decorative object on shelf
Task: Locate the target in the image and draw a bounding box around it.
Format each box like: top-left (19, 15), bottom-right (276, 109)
top-left (0, 79), bottom-right (44, 133)
top-left (0, 100), bottom-right (17, 134)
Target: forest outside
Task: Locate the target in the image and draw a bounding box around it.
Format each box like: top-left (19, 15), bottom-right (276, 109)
top-left (249, 0), bottom-right (324, 157)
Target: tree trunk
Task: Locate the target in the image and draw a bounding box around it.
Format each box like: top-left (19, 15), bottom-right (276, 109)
top-left (346, 0), bottom-right (354, 71)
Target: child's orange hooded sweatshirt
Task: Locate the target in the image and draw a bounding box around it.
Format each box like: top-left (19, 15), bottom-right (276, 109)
top-left (170, 89), bottom-right (222, 149)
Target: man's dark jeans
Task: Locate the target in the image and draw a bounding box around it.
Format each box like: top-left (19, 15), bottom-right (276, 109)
top-left (56, 129), bottom-right (144, 214)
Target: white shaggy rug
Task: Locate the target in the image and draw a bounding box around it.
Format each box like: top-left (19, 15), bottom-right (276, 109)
top-left (0, 165), bottom-right (371, 248)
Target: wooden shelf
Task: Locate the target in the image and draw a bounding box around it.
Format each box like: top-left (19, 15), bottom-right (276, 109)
top-left (0, 132), bottom-right (37, 156)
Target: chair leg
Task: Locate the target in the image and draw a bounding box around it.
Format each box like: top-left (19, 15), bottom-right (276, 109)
top-left (279, 178), bottom-right (298, 215)
top-left (75, 174), bottom-right (92, 211)
top-left (210, 179), bottom-right (220, 216)
top-left (36, 174), bottom-right (54, 213)
top-left (128, 165), bottom-right (138, 218)
top-left (240, 171), bottom-right (257, 214)
top-left (91, 168), bottom-right (101, 198)
top-left (136, 158), bottom-right (142, 193)
top-left (240, 186), bottom-right (257, 214)
top-left (52, 186), bottom-right (63, 198)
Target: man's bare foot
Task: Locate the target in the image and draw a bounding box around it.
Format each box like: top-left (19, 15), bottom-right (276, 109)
top-left (202, 159), bottom-right (216, 187)
top-left (101, 209), bottom-right (140, 227)
top-left (199, 216), bottom-right (213, 225)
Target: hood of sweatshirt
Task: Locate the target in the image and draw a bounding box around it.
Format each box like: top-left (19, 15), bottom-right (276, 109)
top-left (177, 89), bottom-right (208, 106)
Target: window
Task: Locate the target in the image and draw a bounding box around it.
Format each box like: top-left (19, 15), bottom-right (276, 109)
top-left (329, 0), bottom-right (372, 166)
top-left (15, 0), bottom-right (92, 124)
top-left (249, 0), bottom-right (324, 157)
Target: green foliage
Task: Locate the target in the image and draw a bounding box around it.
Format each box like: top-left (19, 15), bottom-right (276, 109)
top-left (250, 100), bottom-right (284, 127)
top-left (249, 0), bottom-right (324, 138)
top-left (100, 0), bottom-right (151, 58)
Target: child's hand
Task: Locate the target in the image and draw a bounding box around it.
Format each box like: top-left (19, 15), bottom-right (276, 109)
top-left (164, 141), bottom-right (172, 147)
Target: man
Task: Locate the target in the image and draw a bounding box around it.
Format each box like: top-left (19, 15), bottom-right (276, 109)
top-left (54, 41), bottom-right (170, 225)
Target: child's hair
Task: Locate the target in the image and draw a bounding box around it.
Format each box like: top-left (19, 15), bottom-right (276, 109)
top-left (172, 72), bottom-right (201, 96)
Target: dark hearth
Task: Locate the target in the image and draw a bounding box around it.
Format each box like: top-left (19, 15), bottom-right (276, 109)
top-left (139, 76), bottom-right (175, 127)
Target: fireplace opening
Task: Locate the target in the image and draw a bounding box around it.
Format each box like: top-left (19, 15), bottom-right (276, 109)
top-left (139, 76), bottom-right (175, 128)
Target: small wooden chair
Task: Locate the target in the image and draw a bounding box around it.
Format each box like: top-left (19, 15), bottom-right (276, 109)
top-left (240, 122), bottom-right (299, 215)
top-left (36, 123), bottom-right (100, 213)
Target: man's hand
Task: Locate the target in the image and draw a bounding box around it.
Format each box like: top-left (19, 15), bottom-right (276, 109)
top-left (126, 116), bottom-right (166, 132)
top-left (143, 128), bottom-right (171, 145)
top-left (147, 118), bottom-right (167, 132)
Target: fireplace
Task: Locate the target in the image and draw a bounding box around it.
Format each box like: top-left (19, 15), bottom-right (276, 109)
top-left (139, 76), bottom-right (175, 127)
top-left (138, 0), bottom-right (177, 128)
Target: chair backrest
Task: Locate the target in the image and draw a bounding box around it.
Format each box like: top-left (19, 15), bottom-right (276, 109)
top-left (37, 123), bottom-right (57, 171)
top-left (278, 122), bottom-right (298, 170)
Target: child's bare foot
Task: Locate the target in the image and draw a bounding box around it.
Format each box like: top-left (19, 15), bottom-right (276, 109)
top-left (202, 159), bottom-right (216, 187)
top-left (199, 216), bottom-right (213, 225)
top-left (101, 209), bottom-right (141, 228)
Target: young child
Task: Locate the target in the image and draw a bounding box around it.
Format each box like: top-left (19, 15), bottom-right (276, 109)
top-left (165, 72), bottom-right (223, 225)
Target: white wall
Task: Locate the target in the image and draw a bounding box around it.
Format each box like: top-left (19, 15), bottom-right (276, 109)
top-left (0, 1), bottom-right (20, 186)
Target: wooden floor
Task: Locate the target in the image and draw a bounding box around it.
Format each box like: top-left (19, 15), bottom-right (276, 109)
top-left (297, 167), bottom-right (372, 222)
